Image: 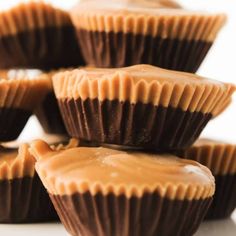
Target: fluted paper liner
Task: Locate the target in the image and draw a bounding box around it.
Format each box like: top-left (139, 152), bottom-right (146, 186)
top-left (0, 144), bottom-right (57, 223)
top-left (205, 175), bottom-right (236, 219)
top-left (178, 139), bottom-right (236, 175)
top-left (177, 139), bottom-right (236, 219)
top-left (0, 75), bottom-right (51, 141)
top-left (0, 175), bottom-right (58, 223)
top-left (0, 144), bottom-right (35, 180)
top-left (31, 139), bottom-right (215, 200)
top-left (71, 2), bottom-right (226, 71)
top-left (72, 5), bottom-right (226, 41)
top-left (50, 192), bottom-right (212, 236)
top-left (53, 66), bottom-right (235, 116)
top-left (0, 1), bottom-right (83, 69)
top-left (52, 66), bottom-right (235, 149)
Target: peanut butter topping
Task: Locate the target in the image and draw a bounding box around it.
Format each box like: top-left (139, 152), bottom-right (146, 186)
top-left (30, 140), bottom-right (215, 200)
top-left (0, 1), bottom-right (73, 36)
top-left (0, 144), bottom-right (35, 180)
top-left (0, 74), bottom-right (51, 110)
top-left (71, 0), bottom-right (226, 41)
top-left (180, 139), bottom-right (236, 175)
top-left (53, 65), bottom-right (235, 116)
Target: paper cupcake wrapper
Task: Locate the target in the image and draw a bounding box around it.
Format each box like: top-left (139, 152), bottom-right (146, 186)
top-left (0, 2), bottom-right (83, 69)
top-left (177, 140), bottom-right (236, 175)
top-left (206, 174), bottom-right (236, 220)
top-left (50, 191), bottom-right (212, 236)
top-left (35, 92), bottom-right (67, 135)
top-left (58, 98), bottom-right (212, 150)
top-left (0, 77), bottom-right (50, 141)
top-left (177, 141), bottom-right (236, 219)
top-left (73, 11), bottom-right (226, 72)
top-left (53, 67), bottom-right (235, 118)
top-left (0, 175), bottom-right (58, 223)
top-left (77, 30), bottom-right (211, 72)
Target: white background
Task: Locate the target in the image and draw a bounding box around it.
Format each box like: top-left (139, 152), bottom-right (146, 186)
top-left (0, 0), bottom-right (235, 235)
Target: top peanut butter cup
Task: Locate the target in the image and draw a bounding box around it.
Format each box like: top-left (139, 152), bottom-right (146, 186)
top-left (70, 0), bottom-right (226, 71)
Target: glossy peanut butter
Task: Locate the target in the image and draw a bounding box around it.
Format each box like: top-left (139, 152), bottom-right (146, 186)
top-left (31, 140), bottom-right (215, 200)
top-left (53, 65), bottom-right (235, 116)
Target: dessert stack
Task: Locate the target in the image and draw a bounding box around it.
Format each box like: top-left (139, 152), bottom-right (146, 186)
top-left (0, 0), bottom-right (235, 236)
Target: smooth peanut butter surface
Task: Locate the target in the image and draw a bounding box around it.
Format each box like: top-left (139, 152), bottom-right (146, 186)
top-left (0, 144), bottom-right (35, 180)
top-left (31, 140), bottom-right (215, 200)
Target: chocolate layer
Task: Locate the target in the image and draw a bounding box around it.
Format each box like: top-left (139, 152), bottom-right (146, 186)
top-left (77, 29), bottom-right (212, 72)
top-left (0, 26), bottom-right (84, 70)
top-left (58, 98), bottom-right (212, 151)
top-left (50, 191), bottom-right (212, 236)
top-left (35, 92), bottom-right (67, 135)
top-left (205, 174), bottom-right (236, 220)
top-left (0, 107), bottom-right (31, 141)
top-left (0, 175), bottom-right (58, 223)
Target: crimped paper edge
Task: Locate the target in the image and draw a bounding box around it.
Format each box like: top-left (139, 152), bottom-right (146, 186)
top-left (71, 9), bottom-right (226, 41)
top-left (0, 1), bottom-right (72, 36)
top-left (0, 74), bottom-right (52, 110)
top-left (31, 139), bottom-right (215, 201)
top-left (179, 139), bottom-right (236, 175)
top-left (0, 144), bottom-right (35, 180)
top-left (52, 67), bottom-right (235, 116)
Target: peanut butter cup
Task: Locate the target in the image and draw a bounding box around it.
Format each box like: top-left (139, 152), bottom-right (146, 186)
top-left (177, 139), bottom-right (236, 219)
top-left (30, 140), bottom-right (215, 236)
top-left (0, 143), bottom-right (57, 223)
top-left (52, 65), bottom-right (235, 151)
top-left (0, 1), bottom-right (84, 69)
top-left (70, 0), bottom-right (226, 72)
top-left (0, 74), bottom-right (50, 141)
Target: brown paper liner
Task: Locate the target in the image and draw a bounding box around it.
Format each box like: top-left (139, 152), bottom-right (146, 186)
top-left (50, 191), bottom-right (212, 236)
top-left (0, 2), bottom-right (84, 69)
top-left (0, 175), bottom-right (58, 223)
top-left (0, 77), bottom-right (50, 141)
top-left (205, 174), bottom-right (236, 220)
top-left (58, 98), bottom-right (212, 151)
top-left (77, 30), bottom-right (212, 72)
top-left (0, 108), bottom-right (31, 141)
top-left (35, 92), bottom-right (67, 135)
top-left (176, 140), bottom-right (236, 219)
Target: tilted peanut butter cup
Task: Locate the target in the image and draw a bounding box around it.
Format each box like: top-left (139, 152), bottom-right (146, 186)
top-left (71, 0), bottom-right (226, 72)
top-left (177, 139), bottom-right (236, 219)
top-left (30, 139), bottom-right (214, 236)
top-left (0, 143), bottom-right (57, 223)
top-left (0, 1), bottom-right (84, 69)
top-left (0, 73), bottom-right (51, 141)
top-left (52, 65), bottom-right (235, 151)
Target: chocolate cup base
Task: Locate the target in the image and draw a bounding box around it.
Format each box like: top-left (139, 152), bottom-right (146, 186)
top-left (50, 191), bottom-right (212, 236)
top-left (205, 174), bottom-right (236, 220)
top-left (77, 29), bottom-right (212, 73)
top-left (0, 175), bottom-right (58, 223)
top-left (35, 92), bottom-right (68, 135)
top-left (0, 107), bottom-right (31, 141)
top-left (59, 98), bottom-right (212, 151)
top-left (0, 26), bottom-right (84, 70)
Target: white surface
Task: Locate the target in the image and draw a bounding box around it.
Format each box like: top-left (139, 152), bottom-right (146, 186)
top-left (0, 0), bottom-right (236, 235)
top-left (0, 212), bottom-right (235, 236)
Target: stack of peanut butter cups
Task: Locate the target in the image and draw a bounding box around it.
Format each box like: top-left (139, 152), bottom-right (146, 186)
top-left (0, 1), bottom-right (235, 236)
